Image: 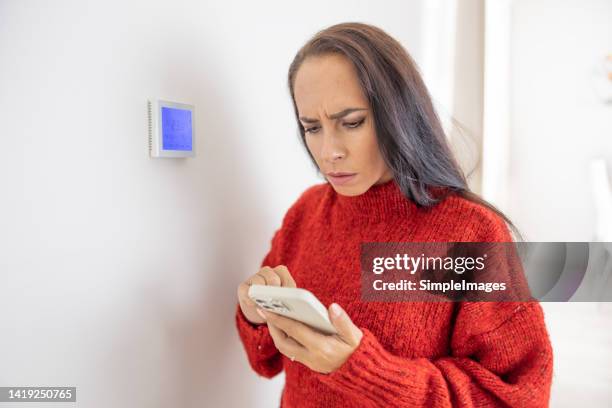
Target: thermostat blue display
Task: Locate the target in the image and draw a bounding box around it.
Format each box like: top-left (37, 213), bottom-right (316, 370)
top-left (162, 107), bottom-right (192, 151)
top-left (148, 99), bottom-right (195, 158)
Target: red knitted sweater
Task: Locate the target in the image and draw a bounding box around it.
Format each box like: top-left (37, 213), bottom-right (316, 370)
top-left (235, 179), bottom-right (553, 407)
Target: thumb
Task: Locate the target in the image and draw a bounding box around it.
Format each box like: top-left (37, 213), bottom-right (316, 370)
top-left (328, 303), bottom-right (362, 346)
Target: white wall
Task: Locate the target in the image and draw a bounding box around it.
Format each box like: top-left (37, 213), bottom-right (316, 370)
top-left (508, 0), bottom-right (612, 406)
top-left (0, 1), bottom-right (425, 407)
top-left (509, 0), bottom-right (612, 242)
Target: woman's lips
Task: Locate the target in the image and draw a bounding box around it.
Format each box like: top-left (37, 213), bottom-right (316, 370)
top-left (327, 173), bottom-right (357, 186)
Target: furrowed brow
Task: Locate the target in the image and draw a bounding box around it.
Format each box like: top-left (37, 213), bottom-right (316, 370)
top-left (299, 107), bottom-right (367, 123)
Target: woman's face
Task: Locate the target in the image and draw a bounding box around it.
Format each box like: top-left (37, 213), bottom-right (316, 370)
top-left (293, 53), bottom-right (393, 196)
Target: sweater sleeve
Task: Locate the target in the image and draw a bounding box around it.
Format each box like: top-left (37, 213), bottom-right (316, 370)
top-left (312, 210), bottom-right (553, 407)
top-left (313, 301), bottom-right (553, 407)
top-left (235, 303), bottom-right (284, 379)
top-left (234, 227), bottom-right (285, 379)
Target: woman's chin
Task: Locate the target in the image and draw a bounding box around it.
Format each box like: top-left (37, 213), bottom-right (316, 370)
top-left (329, 182), bottom-right (366, 197)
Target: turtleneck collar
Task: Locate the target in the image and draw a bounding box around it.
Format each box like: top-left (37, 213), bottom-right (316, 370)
top-left (332, 178), bottom-right (418, 221)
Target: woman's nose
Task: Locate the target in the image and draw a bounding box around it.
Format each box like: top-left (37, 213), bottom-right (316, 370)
top-left (320, 131), bottom-right (347, 163)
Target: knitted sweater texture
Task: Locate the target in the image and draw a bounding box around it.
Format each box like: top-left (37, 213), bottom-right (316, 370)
top-left (235, 179), bottom-right (553, 407)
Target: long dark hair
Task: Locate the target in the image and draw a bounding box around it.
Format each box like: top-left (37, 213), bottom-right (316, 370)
top-left (287, 22), bottom-right (523, 242)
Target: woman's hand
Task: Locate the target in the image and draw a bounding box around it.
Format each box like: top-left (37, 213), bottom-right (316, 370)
top-left (258, 302), bottom-right (363, 374)
top-left (237, 265), bottom-right (297, 325)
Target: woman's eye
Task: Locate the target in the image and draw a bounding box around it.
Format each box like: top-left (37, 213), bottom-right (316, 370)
top-left (304, 118), bottom-right (364, 134)
top-left (304, 126), bottom-right (320, 134)
top-left (344, 118), bottom-right (365, 129)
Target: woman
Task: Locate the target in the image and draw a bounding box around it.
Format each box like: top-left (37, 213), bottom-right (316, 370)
top-left (235, 22), bottom-right (553, 407)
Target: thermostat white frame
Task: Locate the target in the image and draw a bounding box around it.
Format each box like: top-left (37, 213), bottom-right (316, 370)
top-left (148, 98), bottom-right (195, 158)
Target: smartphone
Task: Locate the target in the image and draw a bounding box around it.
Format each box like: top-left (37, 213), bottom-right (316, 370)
top-left (248, 285), bottom-right (338, 335)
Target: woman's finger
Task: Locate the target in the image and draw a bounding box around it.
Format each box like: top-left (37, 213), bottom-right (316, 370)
top-left (327, 303), bottom-right (363, 347)
top-left (238, 282), bottom-right (255, 306)
top-left (273, 265), bottom-right (297, 288)
top-left (256, 266), bottom-right (282, 286)
top-left (268, 322), bottom-right (306, 361)
top-left (238, 274), bottom-right (266, 306)
top-left (247, 273), bottom-right (266, 287)
top-left (262, 309), bottom-right (325, 351)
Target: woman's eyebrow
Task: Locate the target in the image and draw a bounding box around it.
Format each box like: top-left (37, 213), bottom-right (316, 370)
top-left (299, 107), bottom-right (367, 123)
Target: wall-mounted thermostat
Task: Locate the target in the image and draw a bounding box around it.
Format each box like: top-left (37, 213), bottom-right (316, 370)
top-left (148, 98), bottom-right (195, 158)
